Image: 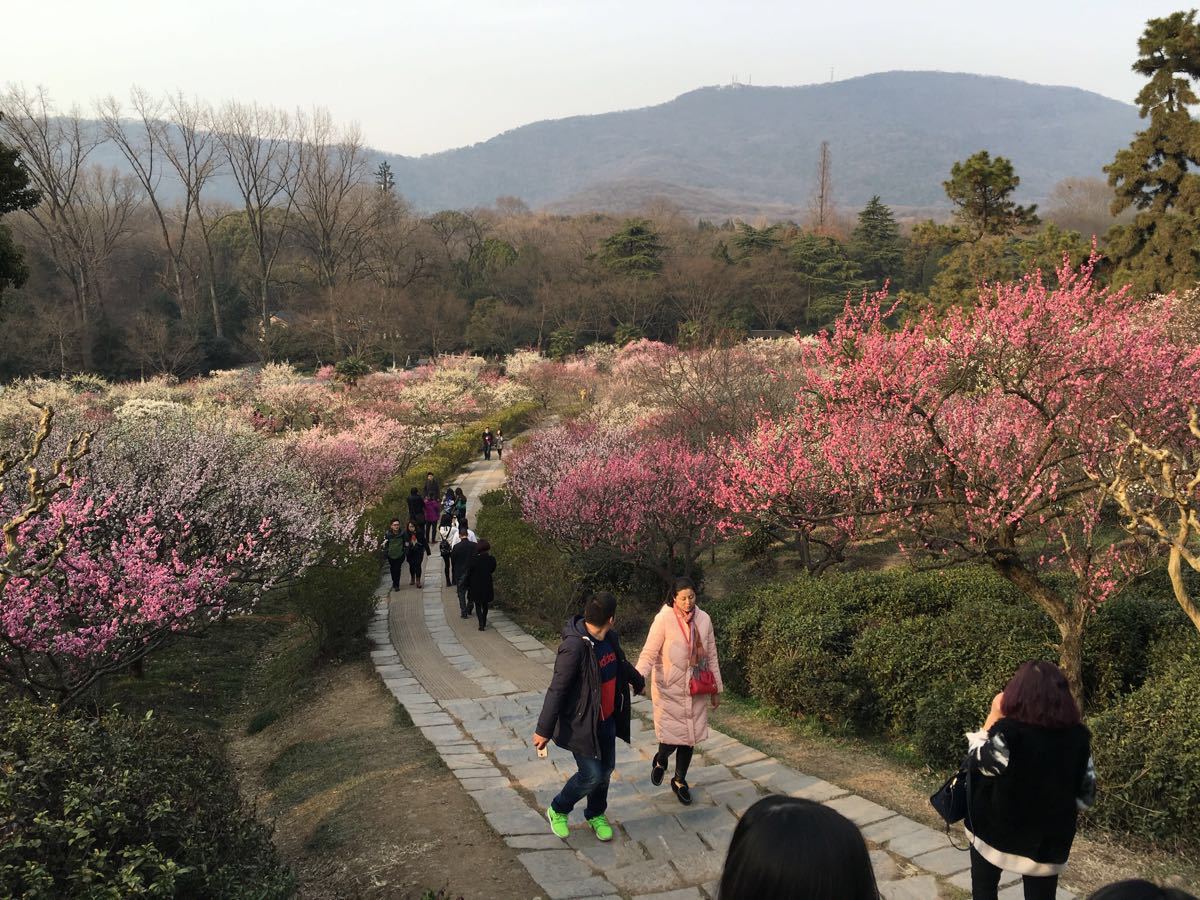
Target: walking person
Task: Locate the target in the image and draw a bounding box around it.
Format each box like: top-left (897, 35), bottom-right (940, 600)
top-left (964, 660), bottom-right (1096, 900)
top-left (380, 518), bottom-right (407, 592)
top-left (422, 471), bottom-right (441, 500)
top-left (438, 513), bottom-right (455, 587)
top-left (442, 487), bottom-right (456, 521)
top-left (403, 520), bottom-right (429, 586)
top-left (494, 428), bottom-right (505, 460)
top-left (533, 592), bottom-right (645, 842)
top-left (466, 539), bottom-right (497, 630)
top-left (423, 494), bottom-right (440, 544)
top-left (406, 487), bottom-right (425, 537)
top-left (449, 525), bottom-right (477, 618)
top-left (635, 577), bottom-right (723, 806)
top-left (482, 427), bottom-right (494, 460)
top-left (454, 487), bottom-right (468, 527)
top-left (717, 796), bottom-right (880, 900)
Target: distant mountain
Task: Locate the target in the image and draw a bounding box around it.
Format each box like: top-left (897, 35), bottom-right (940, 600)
top-left (81, 71), bottom-right (1140, 220)
top-left (379, 71), bottom-right (1139, 216)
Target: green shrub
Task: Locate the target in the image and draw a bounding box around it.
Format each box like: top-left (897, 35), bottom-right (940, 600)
top-left (0, 703), bottom-right (294, 899)
top-left (1088, 632), bottom-right (1200, 844)
top-left (290, 552), bottom-right (379, 658)
top-left (474, 489), bottom-right (581, 637)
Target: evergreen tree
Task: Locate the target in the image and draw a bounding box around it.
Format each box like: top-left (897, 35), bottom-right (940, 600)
top-left (1106, 10), bottom-right (1200, 294)
top-left (789, 232), bottom-right (866, 328)
top-left (599, 219), bottom-right (665, 278)
top-left (375, 160), bottom-right (395, 194)
top-left (944, 151), bottom-right (1039, 241)
top-left (850, 196), bottom-right (904, 286)
top-left (732, 221), bottom-right (781, 256)
top-left (0, 119), bottom-right (40, 301)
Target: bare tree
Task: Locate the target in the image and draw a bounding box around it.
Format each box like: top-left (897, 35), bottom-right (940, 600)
top-left (288, 108), bottom-right (373, 357)
top-left (1042, 177), bottom-right (1125, 241)
top-left (0, 86), bottom-right (142, 370)
top-left (212, 101), bottom-right (301, 357)
top-left (808, 140), bottom-right (836, 235)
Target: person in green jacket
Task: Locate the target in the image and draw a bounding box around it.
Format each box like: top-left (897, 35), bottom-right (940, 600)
top-left (381, 519), bottom-right (407, 591)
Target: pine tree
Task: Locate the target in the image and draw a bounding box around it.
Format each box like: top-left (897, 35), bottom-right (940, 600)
top-left (598, 219), bottom-right (665, 278)
top-left (944, 151), bottom-right (1038, 241)
top-left (1106, 10), bottom-right (1200, 294)
top-left (0, 119), bottom-right (41, 301)
top-left (850, 196), bottom-right (904, 286)
top-left (375, 160), bottom-right (395, 194)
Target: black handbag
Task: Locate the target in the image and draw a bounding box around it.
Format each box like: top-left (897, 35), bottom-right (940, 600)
top-left (930, 758), bottom-right (973, 851)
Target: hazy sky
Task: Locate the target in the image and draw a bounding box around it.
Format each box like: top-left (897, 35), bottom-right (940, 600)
top-left (5, 0), bottom-right (1183, 156)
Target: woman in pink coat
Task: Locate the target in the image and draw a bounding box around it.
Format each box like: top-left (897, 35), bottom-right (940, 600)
top-left (636, 577), bottom-right (723, 805)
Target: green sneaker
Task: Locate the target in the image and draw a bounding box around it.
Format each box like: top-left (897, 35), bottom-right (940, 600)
top-left (546, 806), bottom-right (570, 839)
top-left (586, 813), bottom-right (613, 842)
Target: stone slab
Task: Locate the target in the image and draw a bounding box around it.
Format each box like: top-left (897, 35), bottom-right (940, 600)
top-left (469, 787), bottom-right (525, 814)
top-left (879, 875), bottom-right (943, 899)
top-left (622, 813), bottom-right (686, 844)
top-left (606, 860), bottom-right (684, 894)
top-left (788, 777), bottom-right (848, 803)
top-left (861, 815), bottom-right (930, 845)
top-left (911, 845), bottom-right (972, 876)
top-left (823, 794), bottom-right (896, 827)
top-left (886, 826), bottom-right (954, 859)
top-left (630, 889), bottom-right (703, 900)
top-left (487, 807), bottom-right (553, 836)
top-left (505, 834), bottom-right (567, 850)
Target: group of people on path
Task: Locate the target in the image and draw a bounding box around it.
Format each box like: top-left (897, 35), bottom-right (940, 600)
top-left (528, 582), bottom-right (1184, 900)
top-left (482, 427), bottom-right (504, 461)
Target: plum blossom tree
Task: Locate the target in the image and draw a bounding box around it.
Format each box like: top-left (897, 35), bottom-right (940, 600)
top-left (740, 260), bottom-right (1200, 702)
top-left (508, 423), bottom-right (721, 589)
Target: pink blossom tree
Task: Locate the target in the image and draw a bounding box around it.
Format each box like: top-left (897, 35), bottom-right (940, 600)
top-left (0, 412), bottom-right (359, 707)
top-left (740, 260), bottom-right (1200, 701)
top-left (508, 424), bottom-right (721, 590)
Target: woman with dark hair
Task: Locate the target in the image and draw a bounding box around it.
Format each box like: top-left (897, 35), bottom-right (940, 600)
top-left (466, 539), bottom-right (497, 630)
top-left (403, 519), bottom-right (429, 586)
top-left (437, 513), bottom-right (455, 587)
top-left (454, 488), bottom-right (468, 526)
top-left (718, 795), bottom-right (879, 900)
top-left (635, 576), bottom-right (722, 806)
top-left (965, 660), bottom-right (1097, 900)
top-left (1087, 882), bottom-right (1198, 900)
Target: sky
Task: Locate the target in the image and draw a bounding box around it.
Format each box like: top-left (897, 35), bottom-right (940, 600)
top-left (4, 0), bottom-right (1185, 156)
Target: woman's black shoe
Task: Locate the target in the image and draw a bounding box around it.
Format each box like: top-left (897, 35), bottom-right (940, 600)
top-left (671, 778), bottom-right (692, 805)
top-left (651, 758), bottom-right (666, 786)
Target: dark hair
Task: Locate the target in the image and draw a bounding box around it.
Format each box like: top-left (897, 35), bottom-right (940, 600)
top-left (440, 512), bottom-right (453, 527)
top-left (426, 472), bottom-right (434, 477)
top-left (455, 488), bottom-right (465, 499)
top-left (409, 486), bottom-right (419, 495)
top-left (718, 796), bottom-right (879, 900)
top-left (476, 539), bottom-right (491, 553)
top-left (1088, 881), bottom-right (1198, 900)
top-left (389, 518), bottom-right (401, 526)
top-left (583, 591), bottom-right (618, 627)
top-left (1001, 661), bottom-right (1081, 729)
top-left (406, 520), bottom-right (417, 530)
top-left (458, 524), bottom-right (469, 535)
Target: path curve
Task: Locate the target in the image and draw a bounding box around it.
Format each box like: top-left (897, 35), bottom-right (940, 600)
top-left (367, 454), bottom-right (1077, 900)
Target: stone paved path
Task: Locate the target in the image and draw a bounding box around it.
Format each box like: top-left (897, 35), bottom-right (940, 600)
top-left (369, 457), bottom-right (1077, 900)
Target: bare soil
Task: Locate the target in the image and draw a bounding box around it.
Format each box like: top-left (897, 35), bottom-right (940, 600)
top-left (229, 659), bottom-right (543, 900)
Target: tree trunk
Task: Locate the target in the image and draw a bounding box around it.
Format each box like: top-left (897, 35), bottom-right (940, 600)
top-left (1168, 545), bottom-right (1200, 634)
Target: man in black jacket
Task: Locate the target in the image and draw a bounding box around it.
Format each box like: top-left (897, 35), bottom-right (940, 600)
top-left (449, 526), bottom-right (477, 618)
top-left (533, 592), bottom-right (645, 842)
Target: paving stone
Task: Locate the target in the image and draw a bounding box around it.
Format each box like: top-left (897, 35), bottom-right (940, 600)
top-left (669, 850), bottom-right (723, 884)
top-left (518, 850), bottom-right (615, 899)
top-left (999, 886), bottom-right (1076, 900)
top-left (569, 834), bottom-right (645, 869)
top-left (788, 777), bottom-right (847, 802)
top-left (630, 889), bottom-right (703, 900)
top-left (703, 742), bottom-right (767, 768)
top-left (487, 807), bottom-right (553, 836)
top-left (685, 765), bottom-right (733, 788)
top-left (886, 826), bottom-right (954, 859)
top-left (674, 803), bottom-right (739, 835)
top-left (622, 813), bottom-right (686, 844)
top-left (505, 834), bottom-right (566, 850)
top-left (439, 743), bottom-right (483, 755)
top-left (878, 875), bottom-right (943, 899)
top-left (861, 815), bottom-right (930, 844)
top-left (469, 786), bottom-right (525, 813)
top-left (418, 724), bottom-right (465, 743)
top-left (454, 775), bottom-right (510, 791)
top-left (607, 860), bottom-right (684, 893)
top-left (734, 757), bottom-right (789, 785)
top-left (639, 829), bottom-right (708, 860)
top-left (442, 752), bottom-right (492, 769)
top-left (823, 794), bottom-right (896, 827)
top-left (948, 868), bottom-right (1020, 892)
top-left (870, 849), bottom-right (901, 882)
top-left (409, 713), bottom-right (454, 727)
top-left (911, 845), bottom-right (972, 876)
top-left (705, 780), bottom-right (761, 816)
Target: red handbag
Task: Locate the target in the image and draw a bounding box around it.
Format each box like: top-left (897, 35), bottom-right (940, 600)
top-left (676, 612), bottom-right (719, 696)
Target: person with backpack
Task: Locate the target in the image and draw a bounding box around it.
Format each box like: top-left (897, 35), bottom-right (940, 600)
top-left (403, 520), bottom-right (429, 586)
top-left (466, 539), bottom-right (497, 630)
top-left (964, 660), bottom-right (1096, 900)
top-left (449, 525), bottom-right (477, 617)
top-left (406, 487), bottom-right (425, 535)
top-left (438, 514), bottom-right (455, 587)
top-left (494, 429), bottom-right (505, 460)
top-left (423, 494), bottom-right (440, 544)
top-left (533, 592), bottom-right (645, 842)
top-left (380, 518), bottom-right (407, 592)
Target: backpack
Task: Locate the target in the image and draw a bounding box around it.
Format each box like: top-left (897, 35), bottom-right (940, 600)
top-left (439, 537), bottom-right (452, 556)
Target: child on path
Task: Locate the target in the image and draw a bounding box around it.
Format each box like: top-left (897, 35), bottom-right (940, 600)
top-left (533, 592), bottom-right (645, 842)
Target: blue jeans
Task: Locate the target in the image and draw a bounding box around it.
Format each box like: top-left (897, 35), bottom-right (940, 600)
top-left (551, 716), bottom-right (616, 819)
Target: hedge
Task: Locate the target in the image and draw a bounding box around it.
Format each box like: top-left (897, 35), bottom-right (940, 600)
top-left (707, 565), bottom-right (1199, 841)
top-left (0, 702), bottom-right (294, 898)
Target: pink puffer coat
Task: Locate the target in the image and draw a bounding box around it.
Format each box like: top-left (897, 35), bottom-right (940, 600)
top-left (636, 604), bottom-right (723, 747)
